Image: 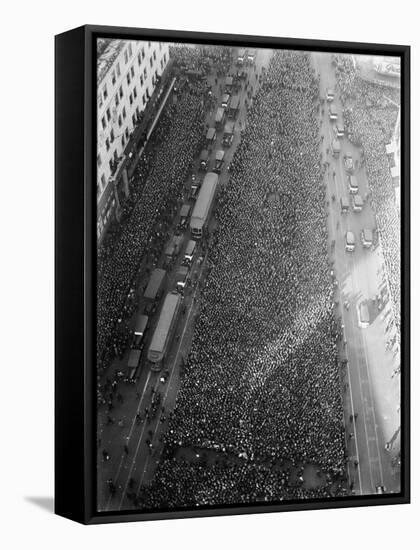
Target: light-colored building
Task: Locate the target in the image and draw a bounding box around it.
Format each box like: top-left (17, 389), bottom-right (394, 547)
top-left (97, 39), bottom-right (170, 240)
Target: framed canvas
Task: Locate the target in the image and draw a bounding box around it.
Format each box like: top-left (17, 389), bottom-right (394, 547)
top-left (55, 25), bottom-right (410, 524)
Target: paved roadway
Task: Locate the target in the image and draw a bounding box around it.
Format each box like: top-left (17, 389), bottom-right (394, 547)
top-left (97, 48), bottom-right (273, 512)
top-left (312, 52), bottom-right (401, 495)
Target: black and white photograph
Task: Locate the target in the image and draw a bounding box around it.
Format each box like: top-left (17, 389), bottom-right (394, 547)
top-left (95, 37), bottom-right (404, 514)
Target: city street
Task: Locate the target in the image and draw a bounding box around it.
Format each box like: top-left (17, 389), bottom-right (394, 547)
top-left (312, 52), bottom-right (400, 495)
top-left (97, 48), bottom-right (273, 511)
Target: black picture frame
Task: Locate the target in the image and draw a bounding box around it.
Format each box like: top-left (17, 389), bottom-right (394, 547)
top-left (55, 24), bottom-right (410, 525)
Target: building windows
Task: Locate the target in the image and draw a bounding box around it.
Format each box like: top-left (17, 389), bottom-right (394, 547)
top-left (118, 114), bottom-right (122, 127)
top-left (143, 67), bottom-right (147, 79)
top-left (121, 134), bottom-right (125, 148)
top-left (103, 84), bottom-right (108, 100)
top-left (110, 129), bottom-right (115, 143)
top-left (97, 154), bottom-right (102, 167)
top-left (130, 66), bottom-right (135, 78)
top-left (128, 43), bottom-right (132, 57)
top-left (132, 114), bottom-right (136, 126)
top-left (149, 56), bottom-right (153, 68)
top-left (140, 74), bottom-right (144, 87)
top-left (116, 62), bottom-right (121, 77)
top-left (125, 128), bottom-right (129, 140)
top-left (152, 75), bottom-right (155, 86)
top-left (133, 86), bottom-right (137, 98)
top-left (98, 94), bottom-right (103, 109)
top-left (129, 93), bottom-right (133, 105)
top-left (142, 93), bottom-right (146, 105)
top-left (136, 106), bottom-right (140, 119)
top-left (105, 138), bottom-right (110, 151)
top-left (115, 94), bottom-right (119, 107)
top-left (119, 86), bottom-right (123, 99)
top-left (106, 108), bottom-right (111, 122)
top-left (122, 106), bottom-right (126, 119)
top-left (114, 150), bottom-right (119, 162)
top-left (127, 73), bottom-right (131, 86)
top-left (109, 159), bottom-right (113, 171)
top-left (101, 173), bottom-right (106, 188)
top-left (153, 50), bottom-right (156, 61)
top-left (141, 46), bottom-right (145, 60)
top-left (148, 41), bottom-right (151, 48)
top-left (137, 53), bottom-right (142, 66)
top-left (124, 49), bottom-right (128, 64)
top-left (101, 116), bottom-right (106, 130)
top-left (111, 70), bottom-right (116, 85)
top-left (163, 52), bottom-right (167, 64)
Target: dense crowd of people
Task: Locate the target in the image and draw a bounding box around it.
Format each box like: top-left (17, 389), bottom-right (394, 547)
top-left (334, 55), bottom-right (401, 339)
top-left (140, 50), bottom-right (347, 509)
top-left (97, 83), bottom-right (206, 375)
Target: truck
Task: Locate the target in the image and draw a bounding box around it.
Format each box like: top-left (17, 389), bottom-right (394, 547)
top-left (348, 174), bottom-right (358, 194)
top-left (190, 172), bottom-right (219, 239)
top-left (326, 88), bottom-right (335, 102)
top-left (352, 194), bottom-right (363, 212)
top-left (224, 76), bottom-right (233, 93)
top-left (206, 127), bottom-right (216, 149)
top-left (221, 93), bottom-right (231, 109)
top-left (361, 228), bottom-right (373, 248)
top-left (127, 313), bottom-right (149, 379)
top-left (178, 203), bottom-right (191, 229)
top-left (340, 196), bottom-right (350, 213)
top-left (199, 149), bottom-right (210, 171)
top-left (223, 121), bottom-right (235, 148)
top-left (182, 239), bottom-right (197, 265)
top-left (175, 265), bottom-right (189, 294)
top-left (214, 150), bottom-right (225, 174)
top-left (344, 154), bottom-right (355, 173)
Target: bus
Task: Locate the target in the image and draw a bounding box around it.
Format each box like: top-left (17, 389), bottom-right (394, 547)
top-left (147, 292), bottom-right (182, 369)
top-left (190, 172), bottom-right (219, 239)
top-left (143, 268), bottom-right (166, 301)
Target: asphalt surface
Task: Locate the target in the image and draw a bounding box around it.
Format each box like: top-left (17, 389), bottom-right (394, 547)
top-left (312, 51), bottom-right (400, 495)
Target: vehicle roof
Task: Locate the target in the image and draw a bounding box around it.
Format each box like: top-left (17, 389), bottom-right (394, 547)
top-left (191, 173), bottom-right (218, 223)
top-left (346, 231), bottom-right (355, 243)
top-left (128, 349), bottom-right (141, 368)
top-left (185, 239), bottom-right (196, 253)
top-left (224, 121), bottom-right (235, 133)
top-left (230, 95), bottom-right (240, 108)
top-left (222, 93), bottom-right (230, 100)
top-left (135, 314), bottom-right (149, 334)
top-left (180, 204), bottom-right (191, 217)
top-left (148, 293), bottom-right (181, 356)
top-left (143, 268), bottom-right (166, 299)
top-left (206, 127), bottom-right (216, 138)
top-left (354, 194), bottom-right (363, 204)
top-left (363, 228), bottom-right (373, 239)
top-left (215, 150), bottom-right (225, 161)
top-left (200, 149), bottom-right (209, 160)
top-left (225, 76), bottom-right (233, 85)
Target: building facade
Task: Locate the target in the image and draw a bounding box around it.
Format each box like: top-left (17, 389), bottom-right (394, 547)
top-left (97, 39), bottom-right (170, 240)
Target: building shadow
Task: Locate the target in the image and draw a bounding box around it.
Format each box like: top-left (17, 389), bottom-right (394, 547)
top-left (25, 496), bottom-right (54, 514)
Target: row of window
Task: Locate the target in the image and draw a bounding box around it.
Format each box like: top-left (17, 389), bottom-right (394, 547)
top-left (98, 44), bottom-right (167, 110)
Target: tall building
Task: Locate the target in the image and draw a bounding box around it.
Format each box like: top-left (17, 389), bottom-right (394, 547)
top-left (97, 39), bottom-right (170, 240)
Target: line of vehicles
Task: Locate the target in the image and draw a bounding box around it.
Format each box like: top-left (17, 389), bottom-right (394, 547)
top-left (326, 86), bottom-right (375, 254)
top-left (127, 170), bottom-right (220, 378)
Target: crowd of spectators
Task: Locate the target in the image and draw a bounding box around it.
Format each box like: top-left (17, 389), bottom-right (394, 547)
top-left (97, 84), bottom-right (206, 378)
top-left (334, 55), bottom-right (401, 338)
top-left (140, 50), bottom-right (347, 509)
